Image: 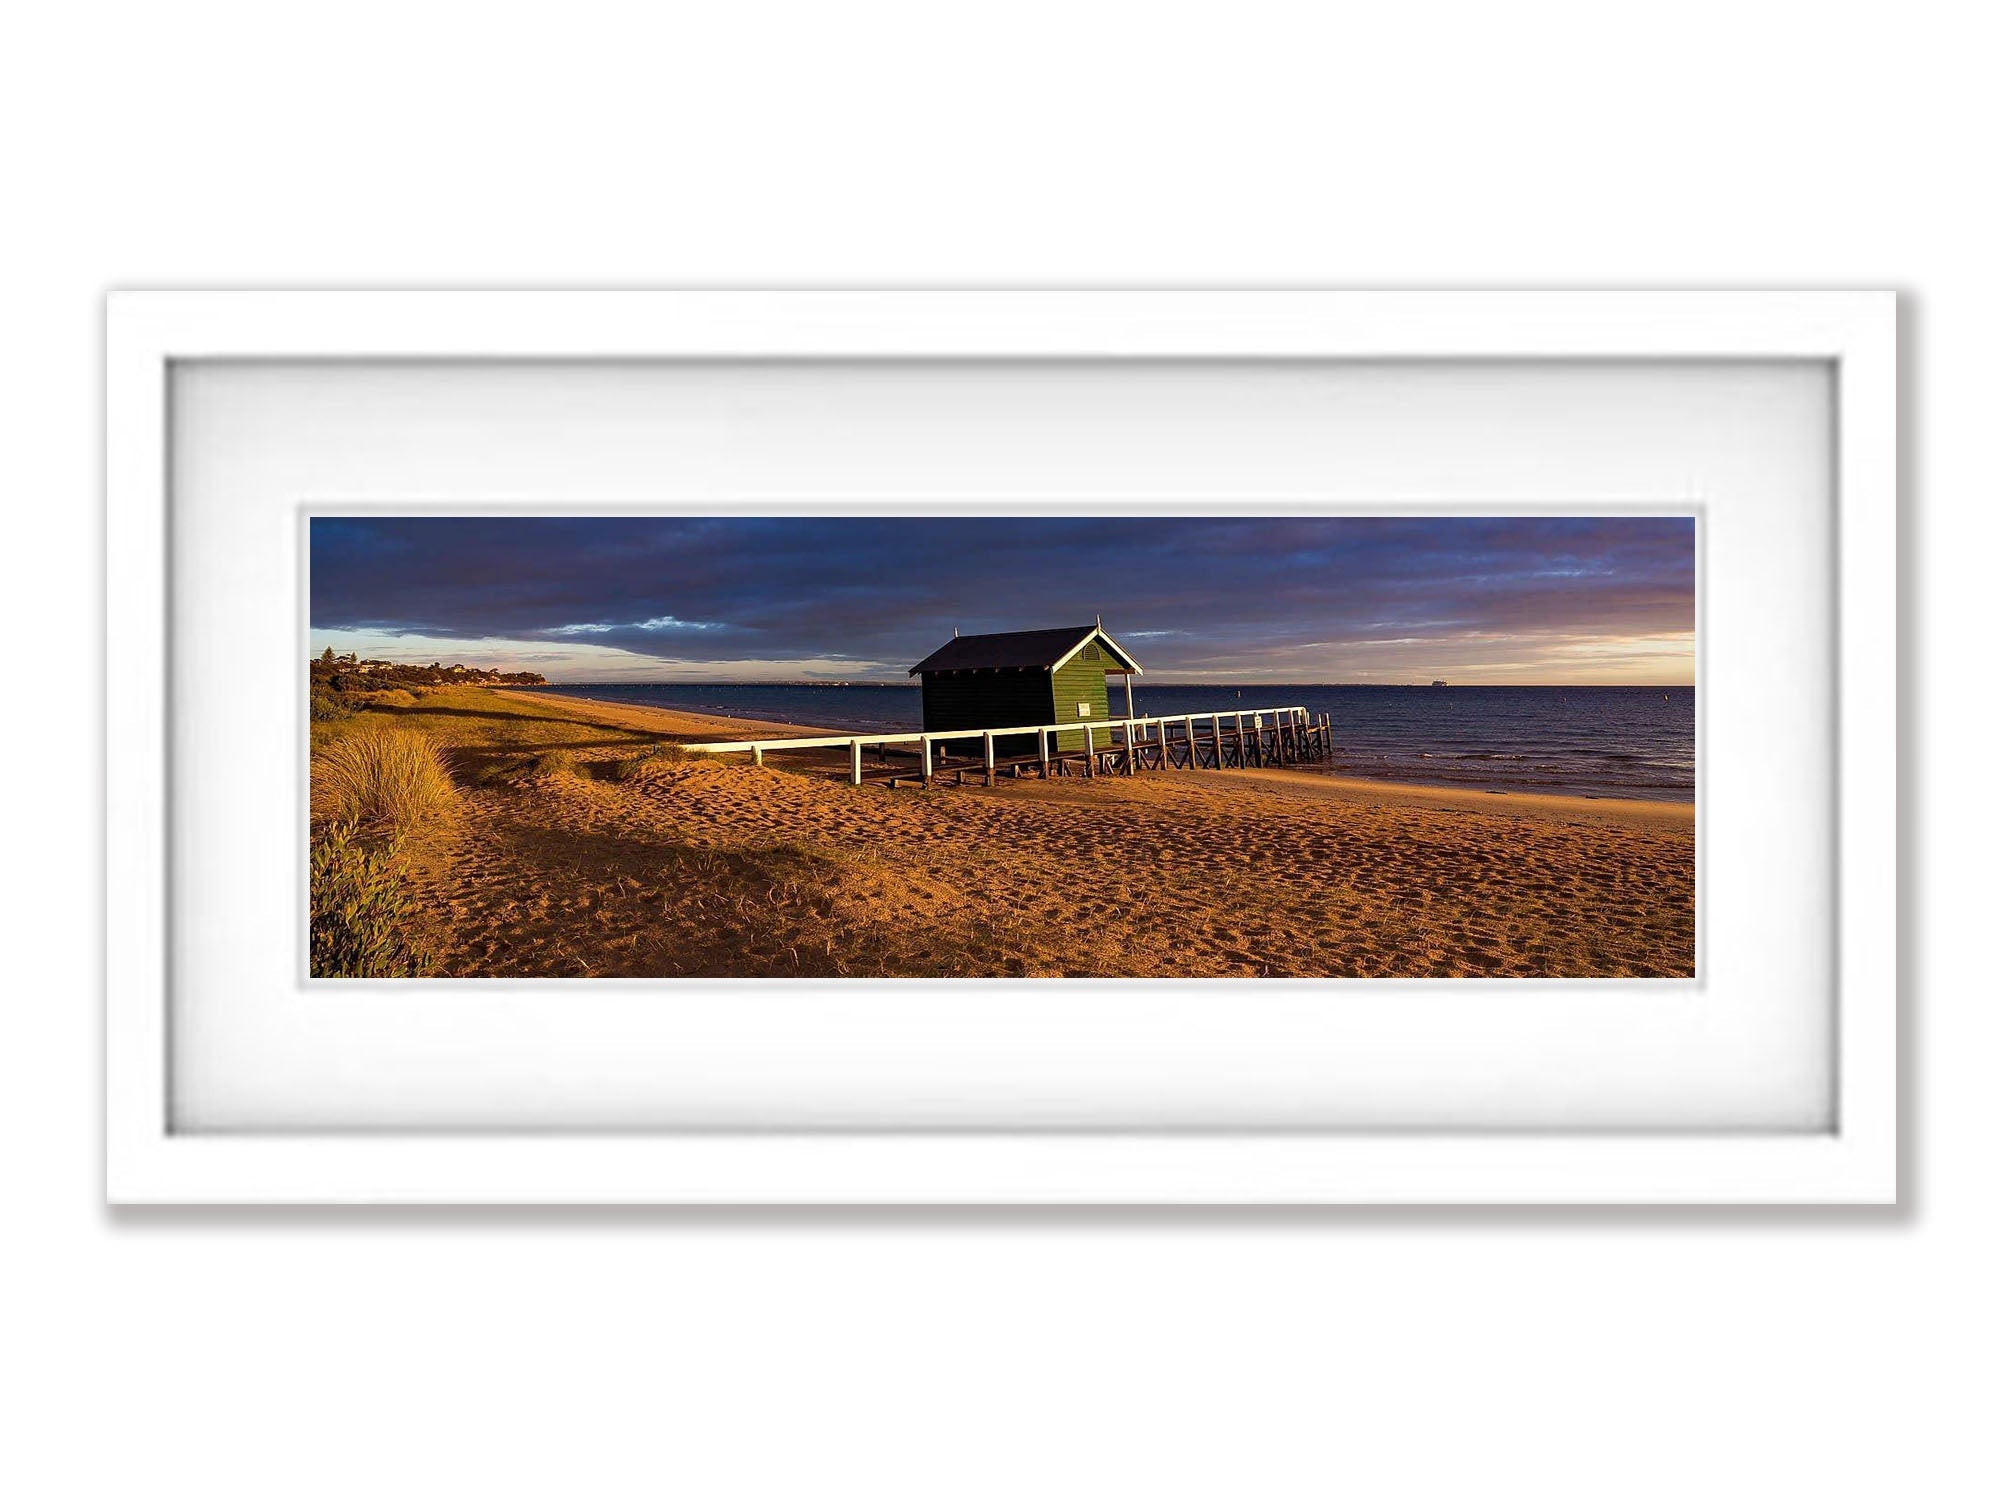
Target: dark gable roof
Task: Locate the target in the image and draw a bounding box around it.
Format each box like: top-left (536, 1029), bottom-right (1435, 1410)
top-left (909, 624), bottom-right (1141, 676)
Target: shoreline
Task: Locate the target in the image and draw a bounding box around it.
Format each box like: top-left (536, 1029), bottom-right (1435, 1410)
top-left (499, 686), bottom-right (1693, 824)
top-left (1160, 766), bottom-right (1691, 830)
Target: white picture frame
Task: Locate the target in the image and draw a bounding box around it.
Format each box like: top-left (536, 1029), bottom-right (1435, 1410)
top-left (106, 290), bottom-right (1896, 1204)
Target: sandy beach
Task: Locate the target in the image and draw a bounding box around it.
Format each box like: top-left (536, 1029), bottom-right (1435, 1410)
top-left (312, 685), bottom-right (1696, 979)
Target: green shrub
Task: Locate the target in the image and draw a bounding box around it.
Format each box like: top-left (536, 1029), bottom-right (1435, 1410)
top-left (309, 685), bottom-right (352, 722)
top-left (309, 822), bottom-right (433, 978)
top-left (311, 726), bottom-right (456, 830)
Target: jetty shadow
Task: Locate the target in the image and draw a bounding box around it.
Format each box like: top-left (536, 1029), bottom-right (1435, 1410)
top-left (360, 702), bottom-right (643, 733)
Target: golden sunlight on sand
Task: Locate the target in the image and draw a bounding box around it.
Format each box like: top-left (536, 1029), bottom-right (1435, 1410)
top-left (310, 686), bottom-right (1694, 979)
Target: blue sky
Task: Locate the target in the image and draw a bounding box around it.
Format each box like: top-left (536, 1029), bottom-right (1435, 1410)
top-left (308, 516), bottom-right (1696, 684)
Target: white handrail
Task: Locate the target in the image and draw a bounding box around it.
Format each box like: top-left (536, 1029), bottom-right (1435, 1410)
top-left (682, 706), bottom-right (1309, 754)
top-left (681, 705), bottom-right (1321, 783)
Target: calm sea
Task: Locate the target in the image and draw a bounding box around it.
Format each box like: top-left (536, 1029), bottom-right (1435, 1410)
top-left (532, 682), bottom-right (1696, 802)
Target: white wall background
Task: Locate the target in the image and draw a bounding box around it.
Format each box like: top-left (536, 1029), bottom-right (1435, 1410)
top-left (1, 4), bottom-right (1984, 1497)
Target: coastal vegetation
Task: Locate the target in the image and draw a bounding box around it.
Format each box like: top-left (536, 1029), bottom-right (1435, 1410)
top-left (310, 650), bottom-right (546, 724)
top-left (308, 668), bottom-right (478, 976)
top-left (309, 821), bottom-right (435, 978)
top-left (307, 726), bottom-right (456, 978)
top-left (303, 671), bottom-right (1697, 980)
top-left (312, 647), bottom-right (548, 691)
top-left (310, 725), bottom-right (458, 829)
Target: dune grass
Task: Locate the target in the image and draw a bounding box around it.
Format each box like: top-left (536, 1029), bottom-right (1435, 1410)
top-left (527, 748), bottom-right (578, 778)
top-left (595, 743), bottom-right (691, 782)
top-left (306, 727), bottom-right (456, 976)
top-left (310, 725), bottom-right (457, 831)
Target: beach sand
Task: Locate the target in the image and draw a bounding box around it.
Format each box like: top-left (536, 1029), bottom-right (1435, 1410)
top-left (316, 686), bottom-right (1695, 979)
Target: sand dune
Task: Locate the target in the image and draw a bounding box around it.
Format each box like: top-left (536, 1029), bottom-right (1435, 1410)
top-left (318, 686), bottom-right (1695, 979)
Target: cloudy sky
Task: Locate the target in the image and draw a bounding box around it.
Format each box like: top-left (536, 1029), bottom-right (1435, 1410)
top-left (308, 516), bottom-right (1695, 684)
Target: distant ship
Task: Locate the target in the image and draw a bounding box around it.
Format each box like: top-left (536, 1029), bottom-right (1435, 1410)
top-left (1430, 679), bottom-right (1447, 688)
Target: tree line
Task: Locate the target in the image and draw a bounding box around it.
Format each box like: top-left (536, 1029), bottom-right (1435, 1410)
top-left (312, 648), bottom-right (547, 690)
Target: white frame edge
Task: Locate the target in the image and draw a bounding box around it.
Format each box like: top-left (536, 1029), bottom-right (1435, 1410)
top-left (104, 290), bottom-right (1897, 1205)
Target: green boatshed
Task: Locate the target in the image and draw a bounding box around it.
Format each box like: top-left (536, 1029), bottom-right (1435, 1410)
top-left (909, 621), bottom-right (1143, 755)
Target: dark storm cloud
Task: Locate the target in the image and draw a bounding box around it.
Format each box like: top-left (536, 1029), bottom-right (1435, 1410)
top-left (309, 516), bottom-right (1695, 681)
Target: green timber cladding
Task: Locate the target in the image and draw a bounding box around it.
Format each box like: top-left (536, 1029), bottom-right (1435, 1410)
top-left (1049, 645), bottom-right (1115, 751)
top-left (908, 624), bottom-right (1143, 755)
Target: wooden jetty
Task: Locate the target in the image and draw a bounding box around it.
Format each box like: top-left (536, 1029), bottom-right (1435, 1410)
top-left (681, 705), bottom-right (1334, 789)
top-left (687, 624), bottom-right (1334, 788)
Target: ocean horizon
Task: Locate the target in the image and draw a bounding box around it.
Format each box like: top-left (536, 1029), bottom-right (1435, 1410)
top-left (528, 681), bottom-right (1696, 802)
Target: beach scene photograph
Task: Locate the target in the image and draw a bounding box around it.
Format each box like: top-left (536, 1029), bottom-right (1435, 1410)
top-left (307, 515), bottom-right (1695, 980)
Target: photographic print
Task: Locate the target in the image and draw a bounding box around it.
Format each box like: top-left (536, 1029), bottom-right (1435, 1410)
top-left (308, 515), bottom-right (1695, 980)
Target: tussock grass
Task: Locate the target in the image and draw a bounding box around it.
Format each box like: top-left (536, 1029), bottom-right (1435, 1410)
top-left (527, 748), bottom-right (577, 778)
top-left (595, 743), bottom-right (690, 782)
top-left (311, 726), bottom-right (456, 831)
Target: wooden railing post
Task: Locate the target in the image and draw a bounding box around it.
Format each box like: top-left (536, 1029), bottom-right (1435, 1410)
top-left (1083, 722), bottom-right (1094, 776)
top-left (850, 738), bottom-right (863, 786)
top-left (983, 730), bottom-right (995, 786)
top-left (1039, 726), bottom-right (1050, 778)
top-left (752, 744), bottom-right (763, 768)
top-left (921, 735), bottom-right (933, 786)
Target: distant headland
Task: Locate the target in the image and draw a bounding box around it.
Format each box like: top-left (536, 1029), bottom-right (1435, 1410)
top-left (311, 650), bottom-right (545, 717)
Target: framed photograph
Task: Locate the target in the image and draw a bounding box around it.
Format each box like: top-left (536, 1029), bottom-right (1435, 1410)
top-left (106, 290), bottom-right (1896, 1203)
